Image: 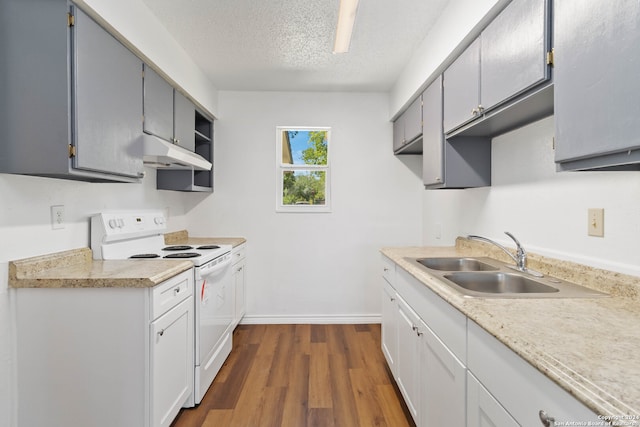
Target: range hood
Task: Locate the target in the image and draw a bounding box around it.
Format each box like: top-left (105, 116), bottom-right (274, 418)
top-left (142, 134), bottom-right (212, 171)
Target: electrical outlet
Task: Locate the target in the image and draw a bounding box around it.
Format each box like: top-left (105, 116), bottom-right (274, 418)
top-left (51, 205), bottom-right (65, 230)
top-left (588, 208), bottom-right (604, 237)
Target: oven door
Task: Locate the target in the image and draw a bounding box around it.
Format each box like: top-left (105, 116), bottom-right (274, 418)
top-left (194, 253), bottom-right (233, 368)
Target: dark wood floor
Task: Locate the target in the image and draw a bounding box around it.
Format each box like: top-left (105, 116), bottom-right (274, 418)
top-left (171, 324), bottom-right (414, 427)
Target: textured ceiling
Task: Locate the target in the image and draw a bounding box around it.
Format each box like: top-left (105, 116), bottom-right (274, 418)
top-left (141, 0), bottom-right (450, 92)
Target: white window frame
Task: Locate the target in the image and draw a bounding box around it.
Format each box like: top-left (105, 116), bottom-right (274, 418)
top-left (275, 126), bottom-right (331, 213)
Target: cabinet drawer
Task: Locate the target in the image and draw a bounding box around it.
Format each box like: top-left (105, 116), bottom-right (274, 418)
top-left (233, 243), bottom-right (246, 264)
top-left (381, 255), bottom-right (395, 285)
top-left (467, 320), bottom-right (598, 425)
top-left (152, 270), bottom-right (193, 320)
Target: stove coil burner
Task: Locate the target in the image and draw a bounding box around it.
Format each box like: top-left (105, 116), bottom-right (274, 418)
top-left (162, 245), bottom-right (193, 251)
top-left (164, 252), bottom-right (201, 259)
top-left (197, 245), bottom-right (221, 250)
top-left (129, 254), bottom-right (160, 259)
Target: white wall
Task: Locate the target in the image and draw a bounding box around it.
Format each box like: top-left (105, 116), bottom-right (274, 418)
top-left (186, 91), bottom-right (423, 322)
top-left (390, 0), bottom-right (510, 119)
top-left (423, 116), bottom-right (640, 276)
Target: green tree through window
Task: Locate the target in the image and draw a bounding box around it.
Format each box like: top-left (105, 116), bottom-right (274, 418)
top-left (277, 127), bottom-right (331, 212)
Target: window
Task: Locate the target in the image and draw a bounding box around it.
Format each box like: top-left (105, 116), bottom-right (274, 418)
top-left (276, 127), bottom-right (331, 212)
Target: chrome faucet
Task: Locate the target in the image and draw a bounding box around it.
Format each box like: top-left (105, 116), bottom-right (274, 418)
top-left (467, 232), bottom-right (542, 277)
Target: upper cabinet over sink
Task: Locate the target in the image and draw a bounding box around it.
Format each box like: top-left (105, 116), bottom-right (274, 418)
top-left (444, 0), bottom-right (552, 136)
top-left (395, 0), bottom-right (552, 189)
top-left (0, 1), bottom-right (145, 182)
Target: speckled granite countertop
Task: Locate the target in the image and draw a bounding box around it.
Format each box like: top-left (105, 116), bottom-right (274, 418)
top-left (164, 230), bottom-right (246, 248)
top-left (9, 248), bottom-right (193, 289)
top-left (381, 239), bottom-right (640, 418)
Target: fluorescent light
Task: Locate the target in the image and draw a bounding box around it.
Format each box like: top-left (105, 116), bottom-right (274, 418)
top-left (333, 0), bottom-right (359, 53)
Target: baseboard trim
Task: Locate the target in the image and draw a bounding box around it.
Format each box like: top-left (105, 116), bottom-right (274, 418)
top-left (239, 314), bottom-right (381, 325)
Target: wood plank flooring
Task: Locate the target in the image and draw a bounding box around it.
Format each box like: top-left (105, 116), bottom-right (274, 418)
top-left (171, 324), bottom-right (415, 427)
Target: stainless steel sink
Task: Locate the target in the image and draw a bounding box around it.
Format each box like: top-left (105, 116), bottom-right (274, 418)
top-left (406, 256), bottom-right (608, 299)
top-left (416, 257), bottom-right (499, 272)
top-left (444, 272), bottom-right (558, 294)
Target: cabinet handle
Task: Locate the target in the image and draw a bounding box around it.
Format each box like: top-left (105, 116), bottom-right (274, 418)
top-left (539, 410), bottom-right (555, 427)
top-left (478, 104), bottom-right (484, 113)
top-left (416, 330), bottom-right (423, 337)
top-left (383, 267), bottom-right (389, 272)
top-left (471, 107), bottom-right (479, 115)
top-left (174, 287), bottom-right (180, 295)
top-left (412, 325), bottom-right (418, 331)
top-left (158, 329), bottom-right (165, 337)
top-left (237, 267), bottom-right (243, 272)
top-left (390, 297), bottom-right (396, 302)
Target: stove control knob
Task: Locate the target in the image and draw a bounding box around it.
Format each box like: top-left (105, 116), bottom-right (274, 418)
top-left (117, 218), bottom-right (125, 228)
top-left (154, 217), bottom-right (164, 225)
top-left (108, 219), bottom-right (118, 229)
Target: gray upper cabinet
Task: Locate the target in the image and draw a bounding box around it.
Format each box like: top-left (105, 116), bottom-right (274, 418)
top-left (480, 0), bottom-right (549, 112)
top-left (443, 39), bottom-right (481, 133)
top-left (423, 76), bottom-right (492, 189)
top-left (143, 66), bottom-right (196, 152)
top-left (143, 66), bottom-right (174, 142)
top-left (173, 91), bottom-right (196, 152)
top-left (73, 8), bottom-right (144, 178)
top-left (393, 96), bottom-right (423, 154)
top-left (422, 77), bottom-right (445, 187)
top-left (0, 1), bottom-right (144, 182)
top-left (554, 0), bottom-right (640, 170)
top-left (443, 0), bottom-right (551, 135)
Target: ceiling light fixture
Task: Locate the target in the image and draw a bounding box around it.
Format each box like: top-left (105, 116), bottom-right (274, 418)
top-left (333, 0), bottom-right (360, 53)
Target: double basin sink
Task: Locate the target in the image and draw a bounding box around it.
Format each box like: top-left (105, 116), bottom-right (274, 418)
top-left (408, 257), bottom-right (607, 298)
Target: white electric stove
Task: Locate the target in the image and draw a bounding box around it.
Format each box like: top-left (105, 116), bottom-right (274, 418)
top-left (90, 211), bottom-right (234, 407)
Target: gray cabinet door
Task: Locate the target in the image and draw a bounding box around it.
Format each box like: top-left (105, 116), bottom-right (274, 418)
top-left (555, 0), bottom-right (640, 163)
top-left (72, 8), bottom-right (143, 178)
top-left (443, 38), bottom-right (480, 133)
top-left (403, 97), bottom-right (423, 144)
top-left (143, 65), bottom-right (174, 142)
top-left (393, 118), bottom-right (405, 151)
top-left (481, 0), bottom-right (550, 111)
top-left (422, 77), bottom-right (444, 187)
top-left (173, 91), bottom-right (195, 152)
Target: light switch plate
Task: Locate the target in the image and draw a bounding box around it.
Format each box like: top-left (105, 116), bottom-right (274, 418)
top-left (588, 208), bottom-right (604, 237)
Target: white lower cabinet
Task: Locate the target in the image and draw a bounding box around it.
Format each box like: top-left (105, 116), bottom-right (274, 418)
top-left (15, 270), bottom-right (194, 427)
top-left (381, 258), bottom-right (600, 427)
top-left (420, 321), bottom-right (466, 427)
top-left (151, 297), bottom-right (194, 427)
top-left (381, 277), bottom-right (398, 375)
top-left (467, 372), bottom-right (519, 427)
top-left (232, 243), bottom-right (247, 328)
top-left (396, 295), bottom-right (422, 422)
top-left (382, 256), bottom-right (467, 427)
